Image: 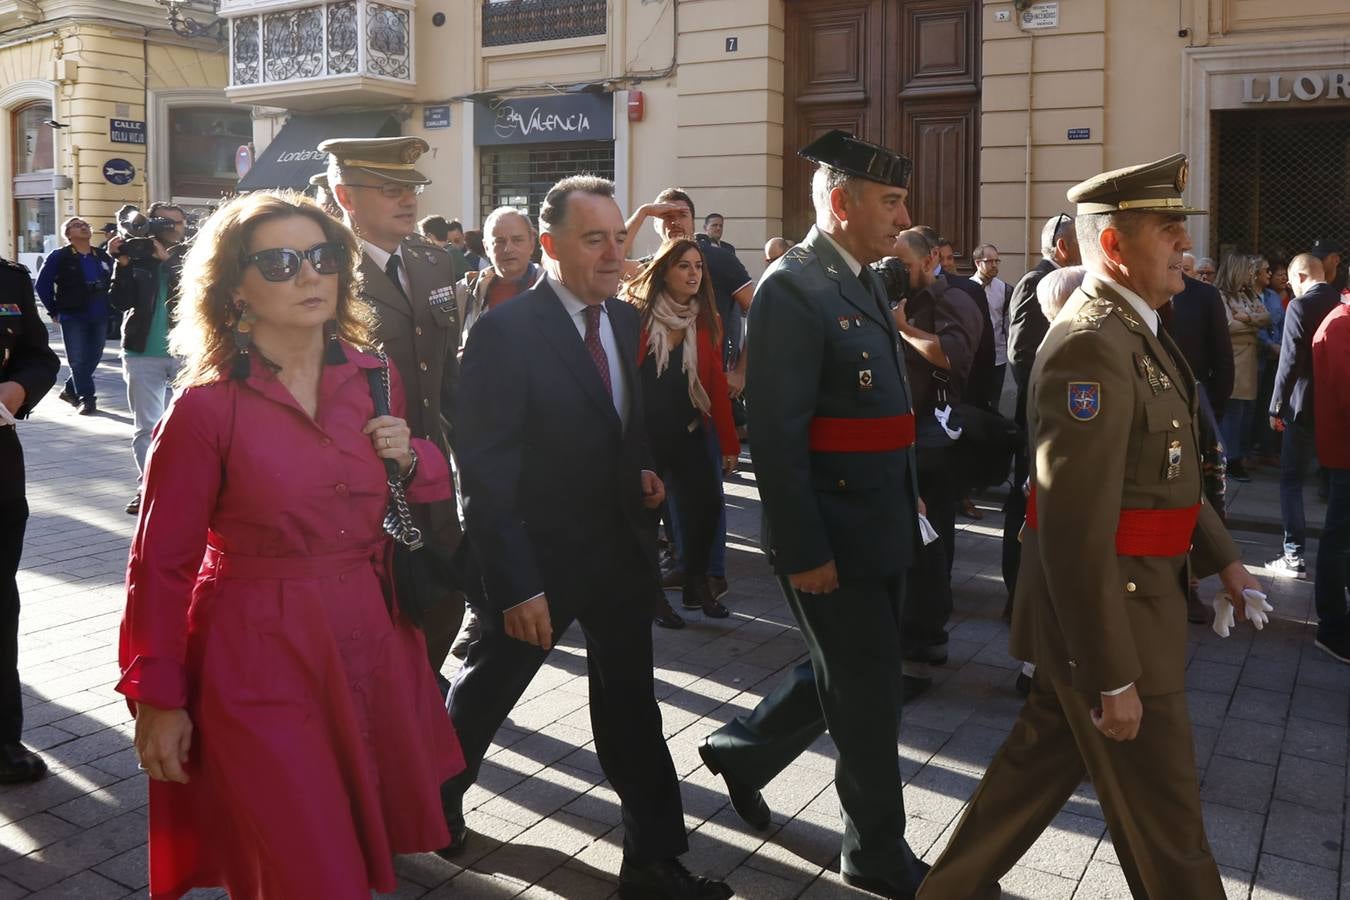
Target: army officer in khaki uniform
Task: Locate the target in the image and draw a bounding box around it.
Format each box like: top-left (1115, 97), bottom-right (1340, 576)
top-left (322, 136), bottom-right (468, 675)
top-left (919, 155), bottom-right (1266, 900)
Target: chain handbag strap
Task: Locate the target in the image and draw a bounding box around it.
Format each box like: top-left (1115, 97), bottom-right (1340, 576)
top-left (372, 351), bottom-right (425, 551)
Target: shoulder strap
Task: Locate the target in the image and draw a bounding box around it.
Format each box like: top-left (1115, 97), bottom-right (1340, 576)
top-left (364, 350), bottom-right (400, 480)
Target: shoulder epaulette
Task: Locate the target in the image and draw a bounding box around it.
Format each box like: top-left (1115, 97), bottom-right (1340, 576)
top-left (0, 257), bottom-right (27, 272)
top-left (1071, 296), bottom-right (1115, 330)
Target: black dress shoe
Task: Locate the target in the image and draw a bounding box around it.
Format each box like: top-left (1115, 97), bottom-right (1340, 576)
top-left (902, 674), bottom-right (932, 704)
top-left (436, 789), bottom-right (469, 858)
top-left (0, 742), bottom-right (47, 784)
top-left (654, 599), bottom-right (687, 630)
top-left (841, 860), bottom-right (930, 900)
top-left (699, 737), bottom-right (770, 830)
top-left (618, 856), bottom-right (732, 900)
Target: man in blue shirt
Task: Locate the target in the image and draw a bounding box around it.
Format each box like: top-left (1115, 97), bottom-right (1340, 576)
top-left (35, 218), bottom-right (115, 415)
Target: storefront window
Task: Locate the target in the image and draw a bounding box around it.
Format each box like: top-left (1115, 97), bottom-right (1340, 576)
top-left (14, 197), bottom-right (54, 255)
top-left (479, 142), bottom-right (615, 225)
top-left (169, 107), bottom-right (254, 199)
top-left (12, 103), bottom-right (53, 174)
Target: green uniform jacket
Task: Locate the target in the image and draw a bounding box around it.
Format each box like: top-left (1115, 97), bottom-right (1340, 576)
top-left (359, 238), bottom-right (466, 564)
top-left (1010, 275), bottom-right (1239, 697)
top-left (747, 227), bottom-right (920, 579)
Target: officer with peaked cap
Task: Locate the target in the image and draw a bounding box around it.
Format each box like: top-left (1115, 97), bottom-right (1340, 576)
top-left (919, 155), bottom-right (1265, 899)
top-left (321, 136), bottom-right (468, 676)
top-left (697, 130), bottom-right (930, 898)
top-left (308, 171), bottom-right (342, 219)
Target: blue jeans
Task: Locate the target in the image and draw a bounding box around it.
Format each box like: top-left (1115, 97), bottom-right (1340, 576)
top-left (667, 422), bottom-right (728, 578)
top-left (1315, 468), bottom-right (1350, 640)
top-left (1221, 398), bottom-right (1253, 462)
top-left (60, 316), bottom-right (107, 401)
top-left (1279, 419), bottom-right (1318, 559)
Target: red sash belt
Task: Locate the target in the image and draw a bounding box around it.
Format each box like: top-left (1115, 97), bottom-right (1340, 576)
top-left (1025, 487), bottom-right (1200, 557)
top-left (808, 414), bottom-right (916, 453)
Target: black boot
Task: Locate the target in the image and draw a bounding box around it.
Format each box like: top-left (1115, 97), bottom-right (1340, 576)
top-left (617, 856), bottom-right (732, 900)
top-left (0, 743), bottom-right (47, 784)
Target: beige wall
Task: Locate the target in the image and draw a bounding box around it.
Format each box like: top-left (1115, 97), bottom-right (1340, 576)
top-left (981, 0), bottom-right (1350, 278)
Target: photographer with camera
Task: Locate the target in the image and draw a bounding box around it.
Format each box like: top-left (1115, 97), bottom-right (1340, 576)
top-left (883, 228), bottom-right (985, 698)
top-left (35, 218), bottom-right (116, 415)
top-left (109, 202), bottom-right (188, 516)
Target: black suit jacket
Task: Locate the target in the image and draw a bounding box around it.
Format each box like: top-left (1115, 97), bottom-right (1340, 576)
top-left (1271, 282), bottom-right (1339, 425)
top-left (1007, 258), bottom-right (1057, 425)
top-left (1167, 275), bottom-right (1235, 408)
top-left (455, 279), bottom-right (658, 612)
top-left (942, 272), bottom-right (996, 408)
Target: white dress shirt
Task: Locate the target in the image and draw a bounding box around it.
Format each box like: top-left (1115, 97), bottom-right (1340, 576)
top-left (363, 240), bottom-right (410, 297)
top-left (976, 274), bottom-right (1010, 366)
top-left (547, 273), bottom-right (630, 429)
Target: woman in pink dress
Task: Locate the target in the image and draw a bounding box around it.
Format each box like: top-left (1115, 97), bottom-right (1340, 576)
top-left (116, 191), bottom-right (464, 898)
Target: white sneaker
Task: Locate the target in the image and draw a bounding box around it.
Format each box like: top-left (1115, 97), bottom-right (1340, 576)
top-left (1265, 555), bottom-right (1306, 578)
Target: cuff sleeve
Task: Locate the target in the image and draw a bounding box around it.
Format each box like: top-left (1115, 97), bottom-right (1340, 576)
top-left (115, 655), bottom-right (189, 710)
top-left (405, 438), bottom-right (452, 504)
top-left (1101, 682), bottom-right (1134, 697)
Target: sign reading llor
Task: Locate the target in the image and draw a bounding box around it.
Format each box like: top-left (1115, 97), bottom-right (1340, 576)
top-left (475, 93), bottom-right (614, 146)
top-left (1241, 72), bottom-right (1350, 103)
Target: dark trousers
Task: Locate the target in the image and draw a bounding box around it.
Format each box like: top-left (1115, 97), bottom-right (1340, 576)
top-left (1, 430), bottom-right (27, 744)
top-left (903, 446), bottom-right (959, 649)
top-left (59, 316), bottom-right (107, 401)
top-left (445, 585), bottom-right (686, 861)
top-left (651, 425), bottom-right (719, 579)
top-left (704, 576), bottom-right (922, 885)
top-left (666, 424), bottom-right (728, 578)
top-left (1279, 419), bottom-right (1319, 559)
top-left (1315, 467), bottom-right (1350, 641)
top-left (919, 672), bottom-right (1222, 899)
top-left (1001, 447), bottom-right (1029, 602)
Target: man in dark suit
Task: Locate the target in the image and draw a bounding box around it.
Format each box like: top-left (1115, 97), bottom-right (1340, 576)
top-left (1, 256), bottom-right (60, 782)
top-left (445, 175), bottom-right (729, 900)
top-left (1001, 213), bottom-right (1080, 608)
top-left (1268, 252), bottom-right (1341, 577)
top-left (698, 131), bottom-right (930, 899)
top-left (323, 136), bottom-right (468, 675)
top-left (1165, 270), bottom-right (1236, 621)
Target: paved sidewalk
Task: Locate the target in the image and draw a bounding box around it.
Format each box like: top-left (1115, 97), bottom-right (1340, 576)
top-left (1, 336), bottom-right (1347, 899)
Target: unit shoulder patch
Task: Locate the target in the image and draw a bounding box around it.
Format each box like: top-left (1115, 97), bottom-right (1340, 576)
top-left (1067, 381), bottom-right (1101, 421)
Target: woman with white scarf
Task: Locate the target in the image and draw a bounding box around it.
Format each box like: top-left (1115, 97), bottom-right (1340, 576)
top-left (624, 238), bottom-right (740, 624)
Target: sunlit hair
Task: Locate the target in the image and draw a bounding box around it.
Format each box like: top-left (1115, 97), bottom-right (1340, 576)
top-left (171, 190), bottom-right (375, 388)
top-left (621, 238), bottom-right (722, 346)
top-left (1214, 252), bottom-right (1256, 298)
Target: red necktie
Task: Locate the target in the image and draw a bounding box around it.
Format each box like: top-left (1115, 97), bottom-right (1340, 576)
top-left (583, 305), bottom-right (613, 397)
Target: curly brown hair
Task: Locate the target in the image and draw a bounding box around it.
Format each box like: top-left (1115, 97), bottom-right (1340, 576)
top-left (172, 190), bottom-right (375, 387)
top-left (620, 238), bottom-right (722, 345)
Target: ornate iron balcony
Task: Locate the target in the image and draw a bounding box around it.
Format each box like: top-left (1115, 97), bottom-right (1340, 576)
top-left (481, 0), bottom-right (606, 47)
top-left (228, 0), bottom-right (413, 90)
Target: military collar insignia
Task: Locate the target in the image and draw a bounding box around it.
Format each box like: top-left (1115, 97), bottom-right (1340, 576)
top-left (1113, 305), bottom-right (1141, 328)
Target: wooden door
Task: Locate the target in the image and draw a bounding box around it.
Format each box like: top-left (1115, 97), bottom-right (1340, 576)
top-left (783, 0), bottom-right (980, 268)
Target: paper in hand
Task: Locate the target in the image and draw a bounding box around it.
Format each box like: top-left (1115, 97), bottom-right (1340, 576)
top-left (0, 403), bottom-right (16, 428)
top-left (918, 514), bottom-right (940, 546)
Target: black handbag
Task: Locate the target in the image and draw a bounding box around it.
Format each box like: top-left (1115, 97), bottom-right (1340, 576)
top-left (365, 353), bottom-right (455, 627)
top-left (929, 370), bottom-right (1022, 491)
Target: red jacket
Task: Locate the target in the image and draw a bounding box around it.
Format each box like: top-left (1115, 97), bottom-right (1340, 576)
top-left (638, 323), bottom-right (741, 459)
top-left (1312, 301), bottom-right (1350, 469)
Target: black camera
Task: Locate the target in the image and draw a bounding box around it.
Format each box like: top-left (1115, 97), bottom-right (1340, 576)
top-left (869, 256), bottom-right (912, 308)
top-left (114, 204), bottom-right (178, 260)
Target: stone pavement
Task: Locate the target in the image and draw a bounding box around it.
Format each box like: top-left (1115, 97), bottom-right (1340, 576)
top-left (1, 335), bottom-right (1347, 899)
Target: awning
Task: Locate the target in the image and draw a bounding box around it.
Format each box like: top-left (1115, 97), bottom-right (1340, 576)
top-left (237, 112), bottom-right (400, 192)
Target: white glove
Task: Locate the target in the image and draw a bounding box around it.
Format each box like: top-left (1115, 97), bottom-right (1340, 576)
top-left (1211, 589), bottom-right (1274, 638)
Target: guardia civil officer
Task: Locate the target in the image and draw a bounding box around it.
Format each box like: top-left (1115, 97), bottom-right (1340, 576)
top-left (698, 131), bottom-right (929, 898)
top-left (0, 256), bottom-right (59, 782)
top-left (322, 137), bottom-right (468, 674)
top-left (918, 156), bottom-right (1265, 900)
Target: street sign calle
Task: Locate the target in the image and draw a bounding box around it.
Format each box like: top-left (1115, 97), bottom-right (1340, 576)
top-left (110, 119), bottom-right (146, 145)
top-left (103, 159), bottom-right (136, 185)
top-left (1020, 2), bottom-right (1059, 29)
top-left (424, 105), bottom-right (452, 129)
top-left (1067, 128), bottom-right (1091, 141)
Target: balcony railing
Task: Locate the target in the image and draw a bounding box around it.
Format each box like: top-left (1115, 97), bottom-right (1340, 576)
top-left (228, 0), bottom-right (413, 89)
top-left (481, 0), bottom-right (606, 47)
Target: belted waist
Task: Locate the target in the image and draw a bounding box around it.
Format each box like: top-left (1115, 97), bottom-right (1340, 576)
top-left (202, 542), bottom-right (386, 580)
top-left (1025, 487), bottom-right (1199, 557)
top-left (809, 414), bottom-right (916, 453)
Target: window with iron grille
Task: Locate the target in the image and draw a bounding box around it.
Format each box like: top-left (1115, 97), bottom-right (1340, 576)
top-left (479, 142), bottom-right (615, 226)
top-left (481, 0), bottom-right (607, 47)
top-left (1211, 108), bottom-right (1350, 265)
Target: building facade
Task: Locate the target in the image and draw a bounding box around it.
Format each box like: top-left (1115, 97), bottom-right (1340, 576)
top-left (223, 0), bottom-right (1347, 279)
top-left (0, 5), bottom-right (230, 269)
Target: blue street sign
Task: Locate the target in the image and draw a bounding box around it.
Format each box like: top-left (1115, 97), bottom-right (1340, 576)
top-left (110, 119), bottom-right (147, 145)
top-left (1067, 128), bottom-right (1091, 141)
top-left (103, 159), bottom-right (136, 185)
top-left (424, 105), bottom-right (451, 129)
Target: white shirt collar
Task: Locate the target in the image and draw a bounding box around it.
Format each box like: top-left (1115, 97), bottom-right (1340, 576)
top-left (362, 240), bottom-right (403, 272)
top-left (547, 272), bottom-right (605, 319)
top-left (819, 231), bottom-right (863, 277)
top-left (1100, 276), bottom-right (1159, 336)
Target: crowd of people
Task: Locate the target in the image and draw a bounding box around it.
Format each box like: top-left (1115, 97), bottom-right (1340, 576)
top-left (0, 126), bottom-right (1346, 900)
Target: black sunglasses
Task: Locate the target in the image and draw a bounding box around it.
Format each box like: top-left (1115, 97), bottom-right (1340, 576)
top-left (244, 241), bottom-right (346, 281)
